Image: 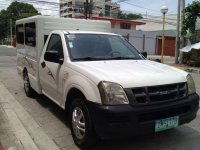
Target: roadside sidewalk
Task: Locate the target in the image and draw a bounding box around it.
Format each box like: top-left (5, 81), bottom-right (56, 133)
top-left (148, 55), bottom-right (200, 74)
top-left (0, 45), bottom-right (14, 48)
top-left (168, 63), bottom-right (200, 74)
top-left (0, 82), bottom-right (60, 150)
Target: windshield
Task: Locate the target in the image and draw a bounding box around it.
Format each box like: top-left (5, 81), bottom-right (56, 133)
top-left (65, 34), bottom-right (143, 61)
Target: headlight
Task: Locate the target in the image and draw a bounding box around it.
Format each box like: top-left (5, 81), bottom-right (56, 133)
top-left (187, 74), bottom-right (196, 95)
top-left (98, 81), bottom-right (129, 105)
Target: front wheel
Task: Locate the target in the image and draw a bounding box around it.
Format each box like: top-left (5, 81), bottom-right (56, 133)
top-left (70, 98), bottom-right (97, 149)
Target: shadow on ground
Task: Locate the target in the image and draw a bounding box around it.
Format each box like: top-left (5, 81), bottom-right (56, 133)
top-left (33, 94), bottom-right (69, 126)
top-left (32, 94), bottom-right (200, 150)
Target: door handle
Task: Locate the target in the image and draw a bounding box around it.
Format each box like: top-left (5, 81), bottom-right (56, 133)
top-left (41, 61), bottom-right (46, 68)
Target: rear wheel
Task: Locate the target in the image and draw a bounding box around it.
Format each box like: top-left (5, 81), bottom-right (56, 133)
top-left (24, 72), bottom-right (35, 97)
top-left (70, 98), bottom-right (97, 149)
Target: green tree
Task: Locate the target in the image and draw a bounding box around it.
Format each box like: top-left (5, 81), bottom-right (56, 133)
top-left (0, 10), bottom-right (9, 41)
top-left (182, 1), bottom-right (200, 35)
top-left (0, 1), bottom-right (39, 42)
top-left (117, 11), bottom-right (143, 20)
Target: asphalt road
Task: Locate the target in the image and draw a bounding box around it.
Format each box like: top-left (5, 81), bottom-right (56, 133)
top-left (0, 46), bottom-right (200, 150)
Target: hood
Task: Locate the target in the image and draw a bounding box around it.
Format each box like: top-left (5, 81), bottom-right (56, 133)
top-left (71, 60), bottom-right (188, 88)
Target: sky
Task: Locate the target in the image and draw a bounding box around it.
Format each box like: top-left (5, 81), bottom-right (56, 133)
top-left (0, 0), bottom-right (195, 17)
top-left (114, 0), bottom-right (194, 16)
top-left (0, 0), bottom-right (60, 16)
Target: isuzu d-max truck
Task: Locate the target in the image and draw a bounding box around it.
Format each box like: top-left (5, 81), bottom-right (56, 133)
top-left (16, 16), bottom-right (199, 149)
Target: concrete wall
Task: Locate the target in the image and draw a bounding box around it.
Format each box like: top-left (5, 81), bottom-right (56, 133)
top-left (112, 22), bottom-right (120, 29)
top-left (112, 29), bottom-right (158, 55)
top-left (131, 24), bottom-right (136, 30)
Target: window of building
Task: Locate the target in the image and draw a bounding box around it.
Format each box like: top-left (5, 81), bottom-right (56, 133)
top-left (25, 22), bottom-right (36, 47)
top-left (16, 24), bottom-right (24, 44)
top-left (120, 23), bottom-right (131, 29)
top-left (68, 1), bottom-right (72, 6)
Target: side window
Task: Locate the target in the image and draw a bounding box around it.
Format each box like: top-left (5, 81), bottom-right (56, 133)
top-left (46, 34), bottom-right (63, 58)
top-left (25, 22), bottom-right (36, 47)
top-left (16, 24), bottom-right (24, 44)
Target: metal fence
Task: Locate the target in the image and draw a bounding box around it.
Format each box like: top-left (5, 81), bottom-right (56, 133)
top-left (112, 29), bottom-right (159, 55)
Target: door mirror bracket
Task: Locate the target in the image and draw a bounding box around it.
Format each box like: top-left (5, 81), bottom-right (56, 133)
top-left (141, 51), bottom-right (147, 58)
top-left (58, 58), bottom-right (64, 64)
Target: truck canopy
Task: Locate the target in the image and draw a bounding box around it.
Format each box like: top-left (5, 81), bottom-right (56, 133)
top-left (16, 15), bottom-right (111, 59)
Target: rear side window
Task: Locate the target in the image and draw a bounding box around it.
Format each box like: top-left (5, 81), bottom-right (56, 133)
top-left (16, 24), bottom-right (24, 44)
top-left (25, 22), bottom-right (36, 47)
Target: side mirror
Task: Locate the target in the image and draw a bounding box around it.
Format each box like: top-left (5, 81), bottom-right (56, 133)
top-left (141, 51), bottom-right (147, 58)
top-left (44, 50), bottom-right (63, 64)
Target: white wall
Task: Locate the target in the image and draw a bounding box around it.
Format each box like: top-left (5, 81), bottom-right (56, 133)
top-left (112, 29), bottom-right (158, 55)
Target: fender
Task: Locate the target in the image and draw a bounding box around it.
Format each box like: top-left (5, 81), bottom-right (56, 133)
top-left (62, 74), bottom-right (101, 107)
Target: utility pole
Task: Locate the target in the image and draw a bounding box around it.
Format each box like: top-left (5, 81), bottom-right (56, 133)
top-left (179, 0), bottom-right (185, 64)
top-left (85, 0), bottom-right (89, 19)
top-left (10, 18), bottom-right (12, 46)
top-left (146, 11), bottom-right (148, 18)
top-left (89, 0), bottom-right (93, 18)
top-left (180, 0), bottom-right (185, 48)
top-left (175, 0), bottom-right (181, 64)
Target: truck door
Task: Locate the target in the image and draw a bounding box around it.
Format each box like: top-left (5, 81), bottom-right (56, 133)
top-left (39, 34), bottom-right (65, 104)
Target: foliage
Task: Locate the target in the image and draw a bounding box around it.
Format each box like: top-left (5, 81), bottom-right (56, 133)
top-left (99, 12), bottom-right (104, 17)
top-left (0, 1), bottom-right (39, 41)
top-left (117, 11), bottom-right (143, 20)
top-left (182, 1), bottom-right (200, 35)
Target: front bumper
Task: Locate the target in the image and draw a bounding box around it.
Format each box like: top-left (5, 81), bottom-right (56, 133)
top-left (87, 93), bottom-right (199, 139)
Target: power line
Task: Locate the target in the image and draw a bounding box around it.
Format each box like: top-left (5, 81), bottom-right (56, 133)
top-left (0, 0), bottom-right (60, 11)
top-left (141, 19), bottom-right (177, 26)
top-left (120, 1), bottom-right (160, 13)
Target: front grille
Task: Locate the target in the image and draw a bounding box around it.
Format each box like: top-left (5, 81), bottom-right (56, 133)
top-left (125, 83), bottom-right (187, 105)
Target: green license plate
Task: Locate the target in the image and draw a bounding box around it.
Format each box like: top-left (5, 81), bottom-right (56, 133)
top-left (155, 116), bottom-right (179, 132)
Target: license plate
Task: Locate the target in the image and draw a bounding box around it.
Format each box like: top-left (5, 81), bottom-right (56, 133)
top-left (155, 116), bottom-right (179, 132)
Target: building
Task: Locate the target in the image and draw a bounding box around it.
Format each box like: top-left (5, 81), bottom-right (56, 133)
top-left (60, 0), bottom-right (120, 18)
top-left (104, 0), bottom-right (120, 18)
top-left (76, 16), bottom-right (145, 30)
top-left (136, 14), bottom-right (177, 31)
top-left (60, 0), bottom-right (82, 18)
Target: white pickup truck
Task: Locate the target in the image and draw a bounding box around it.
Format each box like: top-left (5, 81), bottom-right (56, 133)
top-left (17, 16), bottom-right (199, 148)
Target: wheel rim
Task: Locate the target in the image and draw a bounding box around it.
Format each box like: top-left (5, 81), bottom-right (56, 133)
top-left (24, 75), bottom-right (29, 93)
top-left (72, 107), bottom-right (86, 140)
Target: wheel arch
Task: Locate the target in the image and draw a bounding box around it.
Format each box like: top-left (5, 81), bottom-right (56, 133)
top-left (22, 67), bottom-right (28, 80)
top-left (65, 88), bottom-right (87, 115)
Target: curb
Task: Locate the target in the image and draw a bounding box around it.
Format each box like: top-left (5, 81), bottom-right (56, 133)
top-left (167, 64), bottom-right (200, 74)
top-left (185, 68), bottom-right (200, 74)
top-left (0, 82), bottom-right (60, 150)
top-left (0, 45), bottom-right (14, 48)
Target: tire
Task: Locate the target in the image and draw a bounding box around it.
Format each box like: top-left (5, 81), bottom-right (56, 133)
top-left (70, 98), bottom-right (97, 149)
top-left (24, 72), bottom-right (35, 97)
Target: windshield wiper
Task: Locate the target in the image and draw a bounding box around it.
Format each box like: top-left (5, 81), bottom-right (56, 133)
top-left (106, 57), bottom-right (139, 60)
top-left (73, 57), bottom-right (104, 61)
top-left (73, 56), bottom-right (140, 61)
